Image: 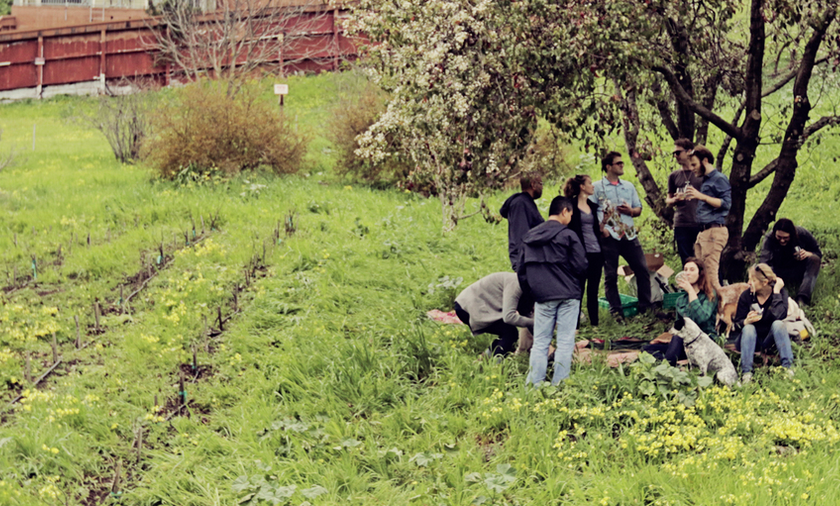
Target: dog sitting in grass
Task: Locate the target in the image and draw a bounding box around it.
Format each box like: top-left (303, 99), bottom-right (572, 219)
top-left (672, 316), bottom-right (738, 386)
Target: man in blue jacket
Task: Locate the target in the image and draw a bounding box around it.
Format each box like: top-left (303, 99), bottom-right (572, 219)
top-left (518, 196), bottom-right (588, 385)
top-left (500, 173), bottom-right (544, 271)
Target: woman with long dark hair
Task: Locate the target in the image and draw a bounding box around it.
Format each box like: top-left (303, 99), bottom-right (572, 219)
top-left (564, 174), bottom-right (606, 326)
top-left (644, 257), bottom-right (718, 364)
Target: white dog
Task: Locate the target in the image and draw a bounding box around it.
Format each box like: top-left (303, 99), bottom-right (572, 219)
top-left (671, 317), bottom-right (738, 386)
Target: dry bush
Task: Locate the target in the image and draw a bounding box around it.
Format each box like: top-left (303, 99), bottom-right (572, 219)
top-left (145, 81), bottom-right (307, 178)
top-left (328, 84), bottom-right (412, 187)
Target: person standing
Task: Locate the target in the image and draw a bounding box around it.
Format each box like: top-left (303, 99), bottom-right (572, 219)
top-left (500, 173), bottom-right (544, 272)
top-left (759, 218), bottom-right (822, 306)
top-left (665, 138), bottom-right (703, 265)
top-left (590, 151), bottom-right (651, 322)
top-left (685, 145), bottom-right (731, 291)
top-left (564, 175), bottom-right (607, 327)
top-left (518, 196), bottom-right (587, 385)
top-left (453, 272), bottom-right (534, 357)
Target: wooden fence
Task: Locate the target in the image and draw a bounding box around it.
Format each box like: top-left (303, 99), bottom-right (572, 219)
top-left (0, 5), bottom-right (360, 97)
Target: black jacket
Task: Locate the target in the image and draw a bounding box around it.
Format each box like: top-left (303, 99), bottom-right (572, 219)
top-left (517, 220), bottom-right (588, 303)
top-left (759, 226), bottom-right (822, 268)
top-left (568, 200), bottom-right (602, 253)
top-left (733, 287), bottom-right (789, 339)
top-left (500, 192), bottom-right (544, 270)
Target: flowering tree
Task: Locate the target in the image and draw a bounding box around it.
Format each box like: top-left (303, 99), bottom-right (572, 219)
top-left (351, 0), bottom-right (540, 232)
top-left (353, 0), bottom-right (840, 274)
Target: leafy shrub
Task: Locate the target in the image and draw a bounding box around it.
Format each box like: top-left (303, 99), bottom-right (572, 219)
top-left (518, 126), bottom-right (575, 185)
top-left (327, 83), bottom-right (412, 187)
top-left (145, 81), bottom-right (308, 178)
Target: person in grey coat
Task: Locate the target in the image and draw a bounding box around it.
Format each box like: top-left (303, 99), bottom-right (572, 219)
top-left (454, 272), bottom-right (534, 356)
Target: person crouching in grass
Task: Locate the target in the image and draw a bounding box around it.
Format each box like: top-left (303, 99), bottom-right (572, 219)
top-left (517, 196), bottom-right (588, 385)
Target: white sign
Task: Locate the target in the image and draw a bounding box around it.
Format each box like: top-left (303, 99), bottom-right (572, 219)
top-left (274, 84), bottom-right (289, 95)
top-left (34, 57), bottom-right (46, 66)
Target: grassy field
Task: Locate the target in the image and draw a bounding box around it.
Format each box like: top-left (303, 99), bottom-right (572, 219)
top-left (2, 72), bottom-right (840, 506)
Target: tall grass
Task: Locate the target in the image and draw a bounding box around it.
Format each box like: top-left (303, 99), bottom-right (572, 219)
top-left (0, 72), bottom-right (839, 505)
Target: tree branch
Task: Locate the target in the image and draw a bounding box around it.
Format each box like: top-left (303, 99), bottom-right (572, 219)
top-left (748, 158), bottom-right (777, 188)
top-left (653, 65), bottom-right (742, 140)
top-left (803, 115), bottom-right (840, 138)
top-left (761, 57), bottom-right (828, 98)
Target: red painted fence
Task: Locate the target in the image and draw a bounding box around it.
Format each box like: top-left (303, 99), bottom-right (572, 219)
top-left (0, 5), bottom-right (360, 95)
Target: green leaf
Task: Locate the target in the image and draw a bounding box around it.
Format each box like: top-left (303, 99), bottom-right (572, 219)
top-left (697, 376), bottom-right (714, 388)
top-left (301, 486), bottom-right (328, 499)
top-left (410, 452), bottom-right (443, 467)
top-left (341, 438), bottom-right (362, 448)
top-left (232, 476), bottom-right (252, 493)
top-left (464, 472), bottom-right (483, 483)
top-left (495, 464), bottom-right (517, 480)
top-left (484, 474), bottom-right (513, 493)
top-left (238, 493), bottom-right (255, 504)
top-left (472, 495), bottom-right (489, 505)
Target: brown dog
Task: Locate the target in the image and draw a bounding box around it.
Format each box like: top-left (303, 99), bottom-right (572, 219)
top-left (716, 282), bottom-right (750, 337)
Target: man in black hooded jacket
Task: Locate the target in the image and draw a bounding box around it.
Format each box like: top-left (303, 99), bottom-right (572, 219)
top-left (500, 173), bottom-right (544, 271)
top-left (518, 196), bottom-right (588, 386)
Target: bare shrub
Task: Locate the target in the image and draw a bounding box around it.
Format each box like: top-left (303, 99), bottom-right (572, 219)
top-left (65, 79), bottom-right (156, 164)
top-left (145, 81), bottom-right (308, 178)
top-left (328, 83), bottom-right (412, 187)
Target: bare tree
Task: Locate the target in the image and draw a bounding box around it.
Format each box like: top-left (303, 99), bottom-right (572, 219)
top-left (147, 0), bottom-right (337, 95)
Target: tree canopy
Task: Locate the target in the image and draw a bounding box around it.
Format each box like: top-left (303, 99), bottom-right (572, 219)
top-left (353, 0), bottom-right (840, 272)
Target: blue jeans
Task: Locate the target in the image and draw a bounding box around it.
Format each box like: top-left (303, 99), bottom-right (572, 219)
top-left (738, 320), bottom-right (794, 374)
top-left (528, 299), bottom-right (580, 385)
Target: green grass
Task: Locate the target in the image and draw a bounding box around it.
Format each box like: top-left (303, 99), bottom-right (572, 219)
top-left (1, 72), bottom-right (840, 506)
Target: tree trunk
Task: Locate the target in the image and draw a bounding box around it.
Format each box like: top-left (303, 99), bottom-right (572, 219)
top-left (617, 84), bottom-right (673, 226)
top-left (742, 7), bottom-right (836, 252)
top-left (720, 0), bottom-right (765, 281)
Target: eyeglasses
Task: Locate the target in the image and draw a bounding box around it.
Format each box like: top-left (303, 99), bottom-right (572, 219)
top-left (612, 161), bottom-right (625, 166)
top-left (672, 150), bottom-right (684, 156)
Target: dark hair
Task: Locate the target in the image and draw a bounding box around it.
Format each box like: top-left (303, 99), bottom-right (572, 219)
top-left (563, 174), bottom-right (590, 199)
top-left (520, 173), bottom-right (541, 192)
top-left (690, 145), bottom-right (715, 165)
top-left (772, 218), bottom-right (799, 244)
top-left (600, 151), bottom-right (622, 172)
top-left (674, 138), bottom-right (694, 151)
top-left (683, 256), bottom-right (716, 302)
top-left (549, 196), bottom-right (574, 216)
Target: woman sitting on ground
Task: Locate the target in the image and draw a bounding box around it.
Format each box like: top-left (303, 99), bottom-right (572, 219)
top-left (644, 257), bottom-right (718, 365)
top-left (733, 263), bottom-right (794, 384)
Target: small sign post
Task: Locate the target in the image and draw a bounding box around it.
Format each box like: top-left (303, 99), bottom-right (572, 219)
top-left (274, 84), bottom-right (289, 108)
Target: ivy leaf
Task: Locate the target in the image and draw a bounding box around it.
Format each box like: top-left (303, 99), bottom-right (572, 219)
top-left (472, 496), bottom-right (489, 505)
top-left (697, 375), bottom-right (714, 388)
top-left (301, 485), bottom-right (328, 499)
top-left (410, 452), bottom-right (443, 467)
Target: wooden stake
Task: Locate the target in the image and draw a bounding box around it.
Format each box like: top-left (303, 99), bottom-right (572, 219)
top-left (192, 343), bottom-right (197, 372)
top-left (111, 459), bottom-right (122, 494)
top-left (179, 368), bottom-right (186, 407)
top-left (200, 215), bottom-right (205, 234)
top-left (24, 350), bottom-right (31, 383)
top-left (13, 232), bottom-right (17, 247)
top-left (94, 302), bottom-right (101, 332)
top-left (203, 315), bottom-right (209, 353)
top-left (87, 231), bottom-right (91, 247)
top-left (119, 285), bottom-right (124, 313)
top-left (57, 243), bottom-right (62, 259)
top-left (12, 266), bottom-right (16, 286)
top-left (75, 315), bottom-right (81, 348)
top-left (51, 332), bottom-right (58, 364)
top-left (135, 426), bottom-right (144, 460)
top-left (217, 306), bottom-right (223, 332)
